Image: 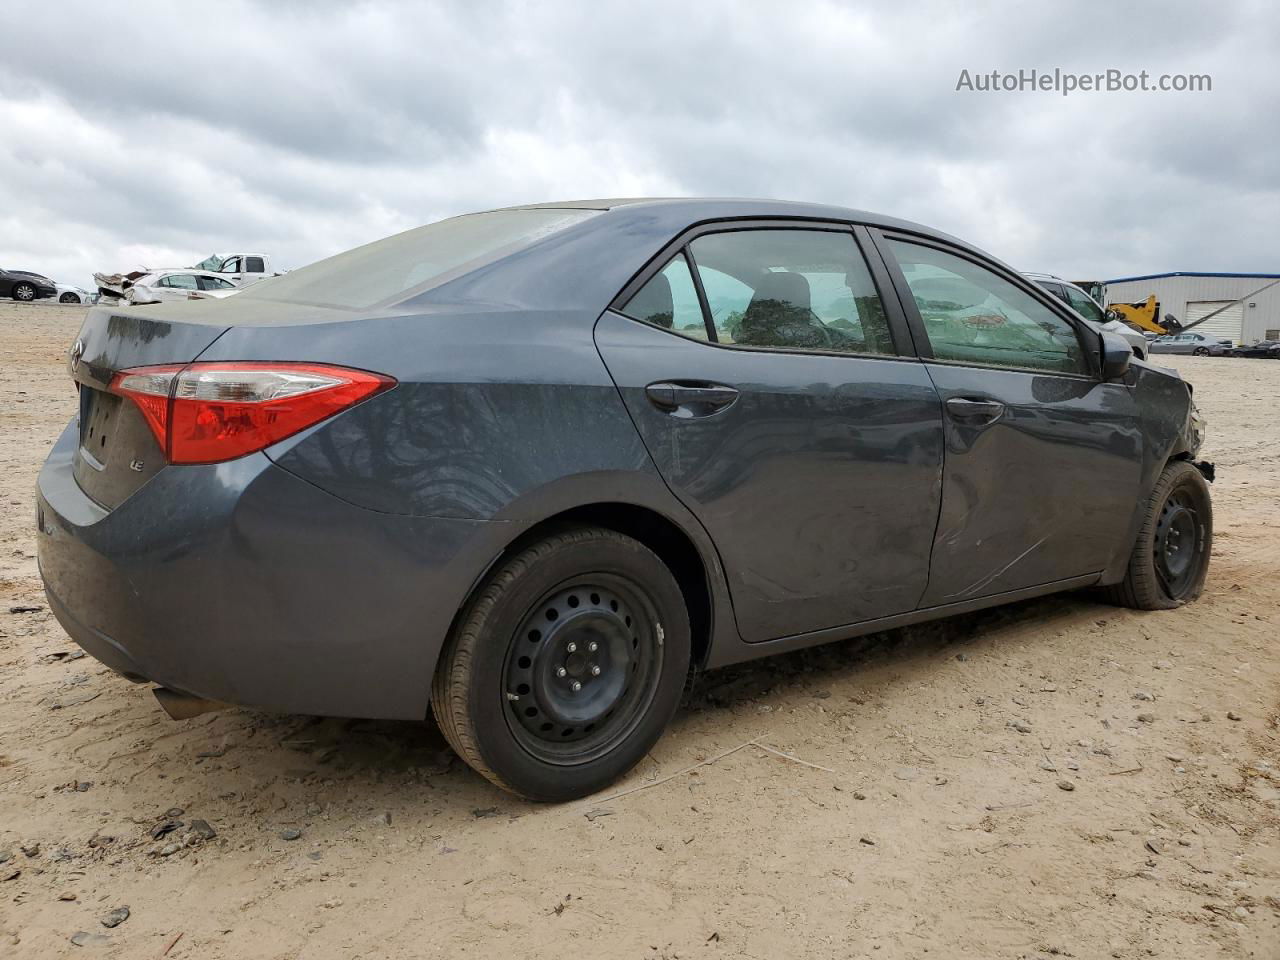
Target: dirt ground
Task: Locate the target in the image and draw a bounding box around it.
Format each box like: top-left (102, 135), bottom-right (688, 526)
top-left (0, 300), bottom-right (1277, 960)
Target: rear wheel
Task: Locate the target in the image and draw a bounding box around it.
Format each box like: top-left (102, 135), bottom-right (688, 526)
top-left (12, 282), bottom-right (36, 301)
top-left (1102, 460), bottom-right (1212, 610)
top-left (432, 526), bottom-right (690, 801)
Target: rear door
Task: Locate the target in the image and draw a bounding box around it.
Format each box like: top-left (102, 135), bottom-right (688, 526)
top-left (155, 274), bottom-right (200, 300)
top-left (243, 256), bottom-right (267, 284)
top-left (595, 222), bottom-right (944, 643)
top-left (874, 233), bottom-right (1143, 604)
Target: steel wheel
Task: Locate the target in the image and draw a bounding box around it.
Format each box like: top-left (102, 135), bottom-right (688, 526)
top-left (432, 526), bottom-right (691, 800)
top-left (1152, 489), bottom-right (1205, 600)
top-left (1102, 459), bottom-right (1212, 610)
top-left (504, 575), bottom-right (662, 765)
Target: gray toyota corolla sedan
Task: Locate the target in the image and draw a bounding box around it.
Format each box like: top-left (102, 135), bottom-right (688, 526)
top-left (38, 198), bottom-right (1214, 800)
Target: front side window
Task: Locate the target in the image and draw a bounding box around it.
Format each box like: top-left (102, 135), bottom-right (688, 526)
top-left (619, 253), bottom-right (709, 341)
top-left (688, 230), bottom-right (894, 355)
top-left (197, 275), bottom-right (236, 290)
top-left (1063, 285), bottom-right (1105, 323)
top-left (1035, 280), bottom-right (1070, 305)
top-left (221, 257), bottom-right (241, 273)
top-left (888, 241), bottom-right (1088, 375)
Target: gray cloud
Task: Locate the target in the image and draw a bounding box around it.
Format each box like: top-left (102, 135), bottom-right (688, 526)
top-left (1, 0), bottom-right (1275, 289)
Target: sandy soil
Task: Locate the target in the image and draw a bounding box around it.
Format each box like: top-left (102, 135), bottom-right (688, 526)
top-left (0, 300), bottom-right (1277, 960)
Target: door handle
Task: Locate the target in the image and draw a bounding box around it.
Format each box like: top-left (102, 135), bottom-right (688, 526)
top-left (944, 396), bottom-right (1005, 423)
top-left (645, 382), bottom-right (740, 414)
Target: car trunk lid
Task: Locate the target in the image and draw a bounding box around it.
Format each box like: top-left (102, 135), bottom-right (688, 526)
top-left (67, 298), bottom-right (361, 509)
top-left (68, 306), bottom-right (232, 509)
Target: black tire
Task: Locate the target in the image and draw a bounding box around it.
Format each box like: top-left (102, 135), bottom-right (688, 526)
top-left (12, 282), bottom-right (36, 302)
top-left (1193, 346), bottom-right (1210, 356)
top-left (1101, 460), bottom-right (1212, 610)
top-left (59, 291), bottom-right (80, 304)
top-left (432, 526), bottom-right (691, 801)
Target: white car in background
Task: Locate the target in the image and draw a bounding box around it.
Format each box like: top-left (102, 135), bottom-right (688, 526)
top-left (1023, 272), bottom-right (1150, 360)
top-left (123, 270), bottom-right (241, 304)
top-left (55, 283), bottom-right (97, 304)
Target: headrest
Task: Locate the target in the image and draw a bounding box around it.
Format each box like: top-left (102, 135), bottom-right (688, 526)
top-left (749, 271), bottom-right (811, 311)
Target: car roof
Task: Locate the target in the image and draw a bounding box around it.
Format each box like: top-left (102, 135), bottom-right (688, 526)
top-left (493, 196), bottom-right (965, 244)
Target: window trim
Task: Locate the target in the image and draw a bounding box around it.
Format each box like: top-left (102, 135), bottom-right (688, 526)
top-left (617, 250), bottom-right (715, 343)
top-left (868, 228), bottom-right (1102, 380)
top-left (610, 218), bottom-right (917, 362)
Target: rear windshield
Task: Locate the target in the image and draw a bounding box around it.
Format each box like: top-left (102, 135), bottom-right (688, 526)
top-left (240, 209), bottom-right (597, 309)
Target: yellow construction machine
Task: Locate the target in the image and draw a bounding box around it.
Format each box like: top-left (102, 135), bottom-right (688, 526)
top-left (1073, 283), bottom-right (1177, 335)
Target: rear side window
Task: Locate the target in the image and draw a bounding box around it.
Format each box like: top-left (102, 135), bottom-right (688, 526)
top-left (620, 253), bottom-right (709, 341)
top-left (245, 257), bottom-right (265, 273)
top-left (241, 209), bottom-right (597, 309)
top-left (888, 241), bottom-right (1088, 375)
top-left (162, 274), bottom-right (199, 290)
top-left (688, 230), bottom-right (894, 355)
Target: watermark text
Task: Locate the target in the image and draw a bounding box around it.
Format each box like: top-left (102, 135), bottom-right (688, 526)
top-left (955, 68), bottom-right (1211, 96)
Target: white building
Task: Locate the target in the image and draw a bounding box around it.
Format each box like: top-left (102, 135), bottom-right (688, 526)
top-left (1103, 272), bottom-right (1280, 344)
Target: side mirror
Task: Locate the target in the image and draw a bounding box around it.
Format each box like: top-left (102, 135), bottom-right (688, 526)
top-left (1100, 330), bottom-right (1132, 380)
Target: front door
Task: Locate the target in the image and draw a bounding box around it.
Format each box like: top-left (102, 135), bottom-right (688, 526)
top-left (595, 225), bottom-right (945, 643)
top-left (877, 235), bottom-right (1143, 605)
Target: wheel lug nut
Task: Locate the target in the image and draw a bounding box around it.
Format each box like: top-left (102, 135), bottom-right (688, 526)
top-left (588, 641), bottom-right (598, 652)
top-left (590, 664), bottom-right (601, 676)
top-left (566, 642), bottom-right (577, 653)
top-left (570, 680), bottom-right (582, 692)
top-left (556, 666), bottom-right (567, 678)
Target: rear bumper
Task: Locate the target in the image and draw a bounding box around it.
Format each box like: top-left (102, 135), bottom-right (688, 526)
top-left (37, 420), bottom-right (528, 719)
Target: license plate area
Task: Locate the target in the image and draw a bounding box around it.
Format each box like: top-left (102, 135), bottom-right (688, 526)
top-left (72, 387), bottom-right (165, 510)
top-left (79, 388), bottom-right (123, 470)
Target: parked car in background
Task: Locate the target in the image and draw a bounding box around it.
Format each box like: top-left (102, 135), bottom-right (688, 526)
top-left (192, 253), bottom-right (280, 287)
top-left (106, 271), bottom-right (241, 304)
top-left (1, 266), bottom-right (57, 301)
top-left (1024, 272), bottom-right (1148, 359)
top-left (40, 198), bottom-right (1214, 802)
top-left (1148, 331), bottom-right (1232, 356)
top-left (98, 255), bottom-right (278, 302)
top-left (1229, 340), bottom-right (1280, 359)
top-left (55, 284), bottom-right (97, 304)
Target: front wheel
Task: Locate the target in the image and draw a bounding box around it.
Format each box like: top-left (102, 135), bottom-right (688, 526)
top-left (59, 291), bottom-right (80, 303)
top-left (1193, 346), bottom-right (1210, 356)
top-left (1102, 460), bottom-right (1212, 610)
top-left (432, 526), bottom-right (691, 801)
top-left (12, 282), bottom-right (36, 301)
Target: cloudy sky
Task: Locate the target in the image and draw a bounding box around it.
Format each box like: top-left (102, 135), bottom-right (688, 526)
top-left (2, 0), bottom-right (1276, 289)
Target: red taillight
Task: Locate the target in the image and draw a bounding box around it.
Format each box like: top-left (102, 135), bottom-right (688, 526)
top-left (109, 362), bottom-right (395, 465)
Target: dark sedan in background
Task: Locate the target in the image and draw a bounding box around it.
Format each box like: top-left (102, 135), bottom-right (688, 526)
top-left (1230, 340), bottom-right (1280, 359)
top-left (1, 266), bottom-right (57, 301)
top-left (38, 199), bottom-right (1213, 800)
